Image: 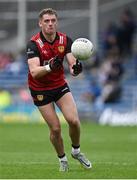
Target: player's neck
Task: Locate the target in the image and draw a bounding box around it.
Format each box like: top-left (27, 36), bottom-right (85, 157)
top-left (42, 31), bottom-right (56, 43)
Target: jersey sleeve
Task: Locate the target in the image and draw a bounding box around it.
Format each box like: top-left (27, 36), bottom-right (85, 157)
top-left (26, 40), bottom-right (40, 59)
top-left (65, 36), bottom-right (73, 54)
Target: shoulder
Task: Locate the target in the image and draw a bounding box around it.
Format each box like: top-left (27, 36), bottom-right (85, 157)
top-left (26, 40), bottom-right (40, 58)
top-left (65, 36), bottom-right (73, 54)
top-left (27, 40), bottom-right (37, 50)
top-left (31, 32), bottom-right (40, 41)
top-left (57, 32), bottom-right (66, 37)
top-left (66, 36), bottom-right (73, 44)
top-left (27, 32), bottom-right (40, 48)
top-left (57, 32), bottom-right (73, 44)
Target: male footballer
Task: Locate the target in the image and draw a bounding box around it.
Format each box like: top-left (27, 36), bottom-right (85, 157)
top-left (26, 8), bottom-right (92, 171)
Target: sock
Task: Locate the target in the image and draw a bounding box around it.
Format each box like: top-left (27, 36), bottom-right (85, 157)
top-left (71, 145), bottom-right (80, 155)
top-left (58, 154), bottom-right (68, 162)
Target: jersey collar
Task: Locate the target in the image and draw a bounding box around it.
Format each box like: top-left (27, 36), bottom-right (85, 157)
top-left (40, 31), bottom-right (59, 44)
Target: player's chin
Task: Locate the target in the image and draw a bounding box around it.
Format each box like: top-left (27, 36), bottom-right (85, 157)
top-left (47, 29), bottom-right (56, 35)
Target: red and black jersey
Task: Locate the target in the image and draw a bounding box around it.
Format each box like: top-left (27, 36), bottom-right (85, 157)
top-left (26, 31), bottom-right (73, 91)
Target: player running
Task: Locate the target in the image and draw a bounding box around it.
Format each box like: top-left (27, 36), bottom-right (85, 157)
top-left (26, 8), bottom-right (92, 171)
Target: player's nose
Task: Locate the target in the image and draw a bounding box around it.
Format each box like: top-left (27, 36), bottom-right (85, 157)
top-left (49, 20), bottom-right (53, 25)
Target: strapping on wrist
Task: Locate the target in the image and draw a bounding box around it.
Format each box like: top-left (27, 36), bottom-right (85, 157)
top-left (44, 64), bottom-right (51, 72)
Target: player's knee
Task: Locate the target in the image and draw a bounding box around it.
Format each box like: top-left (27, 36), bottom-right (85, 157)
top-left (68, 118), bottom-right (80, 128)
top-left (51, 128), bottom-right (61, 139)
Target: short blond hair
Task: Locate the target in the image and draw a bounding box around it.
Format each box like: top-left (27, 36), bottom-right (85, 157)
top-left (39, 8), bottom-right (58, 19)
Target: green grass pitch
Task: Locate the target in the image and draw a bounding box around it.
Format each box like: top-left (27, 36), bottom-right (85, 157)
top-left (0, 122), bottom-right (137, 179)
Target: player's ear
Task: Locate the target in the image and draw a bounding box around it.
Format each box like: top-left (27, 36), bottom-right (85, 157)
top-left (56, 19), bottom-right (58, 28)
top-left (39, 20), bottom-right (42, 28)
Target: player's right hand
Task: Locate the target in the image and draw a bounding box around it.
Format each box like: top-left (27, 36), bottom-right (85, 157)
top-left (49, 56), bottom-right (62, 71)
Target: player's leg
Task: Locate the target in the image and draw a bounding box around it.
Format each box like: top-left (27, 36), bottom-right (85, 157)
top-left (38, 103), bottom-right (68, 171)
top-left (56, 92), bottom-right (80, 147)
top-left (56, 92), bottom-right (92, 169)
top-left (38, 103), bottom-right (64, 156)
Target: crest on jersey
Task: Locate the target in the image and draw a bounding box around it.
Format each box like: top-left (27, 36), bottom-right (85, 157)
top-left (37, 95), bottom-right (44, 101)
top-left (58, 46), bottom-right (65, 53)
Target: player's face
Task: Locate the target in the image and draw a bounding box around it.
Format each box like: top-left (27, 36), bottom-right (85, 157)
top-left (39, 14), bottom-right (58, 35)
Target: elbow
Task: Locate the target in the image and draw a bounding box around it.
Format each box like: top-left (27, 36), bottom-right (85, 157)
top-left (30, 70), bottom-right (39, 79)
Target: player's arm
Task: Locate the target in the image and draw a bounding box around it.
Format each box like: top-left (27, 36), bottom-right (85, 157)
top-left (27, 41), bottom-right (62, 79)
top-left (66, 37), bottom-right (82, 76)
top-left (28, 57), bottom-right (49, 79)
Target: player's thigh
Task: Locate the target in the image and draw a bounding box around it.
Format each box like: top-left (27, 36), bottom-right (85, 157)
top-left (38, 103), bottom-right (61, 129)
top-left (56, 92), bottom-right (79, 123)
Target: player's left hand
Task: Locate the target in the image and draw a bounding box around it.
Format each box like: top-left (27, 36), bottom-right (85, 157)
top-left (72, 59), bottom-right (82, 76)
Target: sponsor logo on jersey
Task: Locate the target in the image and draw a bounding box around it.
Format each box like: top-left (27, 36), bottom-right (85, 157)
top-left (27, 48), bottom-right (34, 55)
top-left (42, 50), bottom-right (48, 54)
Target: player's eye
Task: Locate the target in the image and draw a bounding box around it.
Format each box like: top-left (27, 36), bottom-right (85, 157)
top-left (51, 19), bottom-right (56, 23)
top-left (44, 19), bottom-right (50, 23)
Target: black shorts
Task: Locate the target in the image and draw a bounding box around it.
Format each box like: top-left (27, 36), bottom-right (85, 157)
top-left (29, 83), bottom-right (70, 106)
